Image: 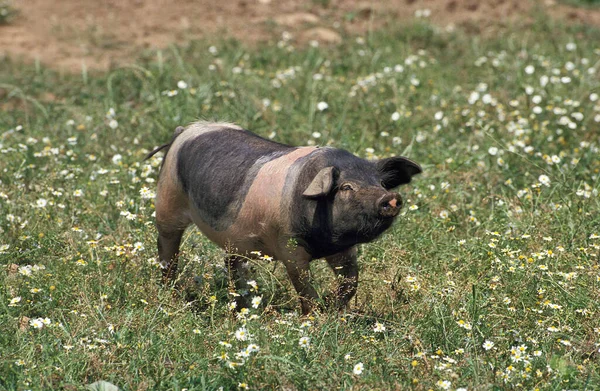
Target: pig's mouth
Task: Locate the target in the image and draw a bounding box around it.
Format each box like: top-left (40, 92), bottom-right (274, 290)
top-left (354, 213), bottom-right (397, 243)
top-left (329, 207), bottom-right (400, 248)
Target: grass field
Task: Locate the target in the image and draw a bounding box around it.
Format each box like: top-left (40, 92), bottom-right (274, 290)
top-left (1, 11), bottom-right (600, 391)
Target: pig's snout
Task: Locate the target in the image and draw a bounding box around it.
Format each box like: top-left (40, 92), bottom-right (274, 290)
top-left (378, 193), bottom-right (402, 217)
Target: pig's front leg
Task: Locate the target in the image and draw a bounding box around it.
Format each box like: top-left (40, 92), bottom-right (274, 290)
top-left (325, 246), bottom-right (358, 310)
top-left (283, 259), bottom-right (320, 315)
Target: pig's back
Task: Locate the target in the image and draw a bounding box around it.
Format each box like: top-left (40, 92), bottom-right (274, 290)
top-left (174, 122), bottom-right (294, 231)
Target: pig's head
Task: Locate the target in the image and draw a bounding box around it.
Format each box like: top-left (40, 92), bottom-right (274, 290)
top-left (297, 149), bottom-right (422, 257)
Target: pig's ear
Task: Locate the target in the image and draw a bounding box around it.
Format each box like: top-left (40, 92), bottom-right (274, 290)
top-left (377, 157), bottom-right (422, 189)
top-left (303, 166), bottom-right (339, 198)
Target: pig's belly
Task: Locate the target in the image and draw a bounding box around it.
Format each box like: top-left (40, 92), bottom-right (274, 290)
top-left (189, 208), bottom-right (283, 257)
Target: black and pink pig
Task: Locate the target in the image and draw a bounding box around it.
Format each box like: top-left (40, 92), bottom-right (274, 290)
top-left (146, 121), bottom-right (422, 314)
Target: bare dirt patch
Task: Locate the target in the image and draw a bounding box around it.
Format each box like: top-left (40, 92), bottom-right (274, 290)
top-left (1, 0), bottom-right (599, 72)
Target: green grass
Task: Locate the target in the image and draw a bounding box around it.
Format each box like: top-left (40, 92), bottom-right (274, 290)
top-left (1, 13), bottom-right (600, 391)
top-left (0, 1), bottom-right (17, 25)
top-left (561, 0), bottom-right (600, 8)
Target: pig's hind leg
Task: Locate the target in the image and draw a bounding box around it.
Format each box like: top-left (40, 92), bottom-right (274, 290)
top-left (157, 225), bottom-right (188, 280)
top-left (225, 255), bottom-right (252, 310)
top-left (155, 169), bottom-right (192, 281)
top-left (155, 195), bottom-right (191, 281)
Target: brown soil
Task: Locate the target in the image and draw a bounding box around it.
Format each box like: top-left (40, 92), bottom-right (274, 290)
top-left (1, 0), bottom-right (599, 72)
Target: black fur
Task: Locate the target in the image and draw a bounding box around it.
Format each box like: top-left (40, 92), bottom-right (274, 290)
top-left (286, 148), bottom-right (393, 258)
top-left (174, 126), bottom-right (421, 255)
top-left (177, 128), bottom-right (293, 231)
top-left (377, 157), bottom-right (422, 188)
top-left (156, 124), bottom-right (421, 314)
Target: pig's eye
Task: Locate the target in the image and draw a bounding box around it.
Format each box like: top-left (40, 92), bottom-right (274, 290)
top-left (339, 183), bottom-right (354, 191)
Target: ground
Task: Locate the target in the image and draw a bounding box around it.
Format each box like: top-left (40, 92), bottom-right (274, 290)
top-left (2, 0), bottom-right (600, 71)
top-left (1, 1), bottom-right (599, 390)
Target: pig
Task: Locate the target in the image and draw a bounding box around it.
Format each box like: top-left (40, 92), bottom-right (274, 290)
top-left (146, 121), bottom-right (422, 314)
